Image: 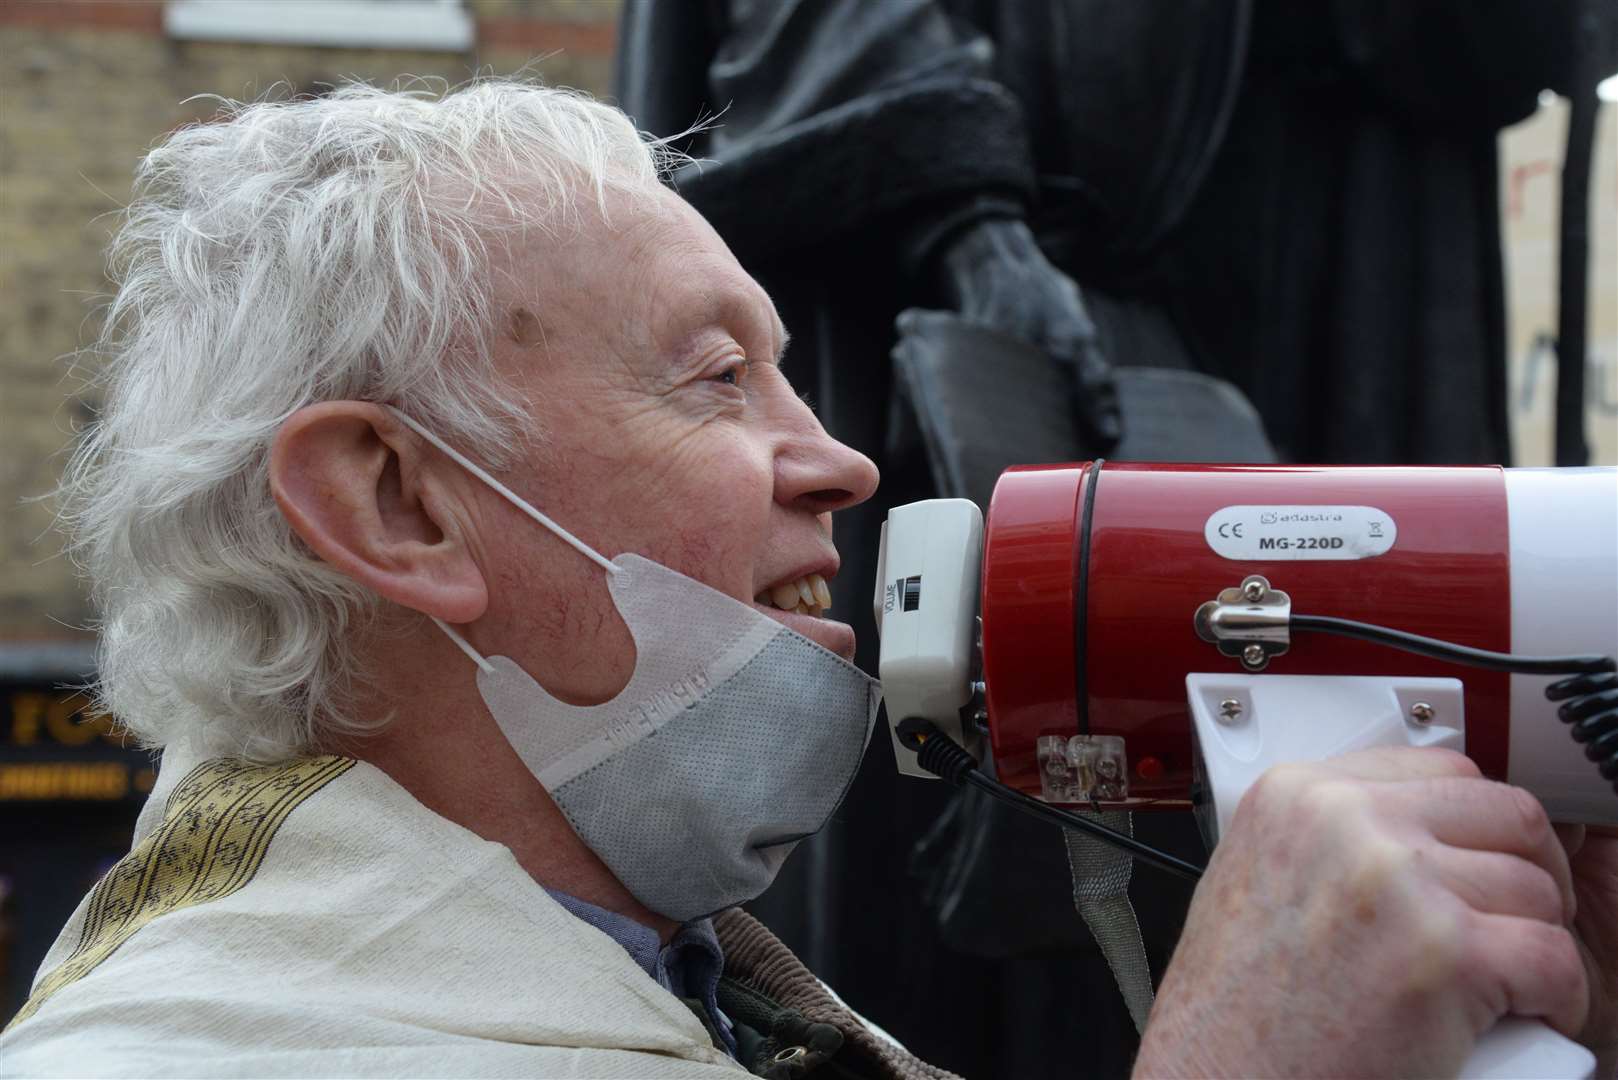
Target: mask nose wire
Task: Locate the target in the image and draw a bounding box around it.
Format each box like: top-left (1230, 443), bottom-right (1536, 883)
top-left (382, 405), bottom-right (620, 674)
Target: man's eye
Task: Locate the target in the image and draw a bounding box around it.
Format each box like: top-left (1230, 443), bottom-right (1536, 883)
top-left (714, 359), bottom-right (750, 387)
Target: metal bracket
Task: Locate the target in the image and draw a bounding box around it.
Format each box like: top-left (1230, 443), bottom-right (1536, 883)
top-left (1193, 574), bottom-right (1291, 671)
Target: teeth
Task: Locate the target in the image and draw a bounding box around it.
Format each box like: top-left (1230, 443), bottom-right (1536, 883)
top-left (757, 573), bottom-right (833, 617)
top-left (809, 573), bottom-right (832, 610)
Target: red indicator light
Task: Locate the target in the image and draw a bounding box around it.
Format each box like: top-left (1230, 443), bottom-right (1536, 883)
top-left (1136, 756), bottom-right (1164, 781)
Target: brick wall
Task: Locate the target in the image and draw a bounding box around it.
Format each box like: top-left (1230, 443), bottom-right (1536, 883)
top-left (0, 0), bottom-right (620, 641)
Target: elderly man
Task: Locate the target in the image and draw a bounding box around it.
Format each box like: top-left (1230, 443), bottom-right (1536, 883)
top-left (1, 81), bottom-right (1613, 1079)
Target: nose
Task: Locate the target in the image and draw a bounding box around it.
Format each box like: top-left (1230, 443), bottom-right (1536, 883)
top-left (775, 411), bottom-right (880, 515)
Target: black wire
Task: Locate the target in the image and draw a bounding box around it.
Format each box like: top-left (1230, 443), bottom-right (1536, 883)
top-left (1290, 614), bottom-right (1615, 676)
top-left (906, 721), bottom-right (1204, 882)
top-left (1292, 614), bottom-right (1618, 797)
top-left (963, 773), bottom-right (1205, 882)
top-left (1075, 458), bottom-right (1103, 735)
top-left (907, 617), bottom-right (1616, 881)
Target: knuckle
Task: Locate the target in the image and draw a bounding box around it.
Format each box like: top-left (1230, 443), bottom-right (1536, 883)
top-left (1400, 909), bottom-right (1469, 995)
top-left (1308, 776), bottom-right (1374, 827)
top-left (1456, 919), bottom-right (1589, 1033)
top-left (1348, 835), bottom-right (1412, 886)
top-left (1529, 924), bottom-right (1590, 1027)
top-left (1430, 747), bottom-right (1482, 778)
top-left (1534, 921), bottom-right (1586, 981)
top-left (1243, 764), bottom-right (1345, 824)
top-left (1500, 785), bottom-right (1551, 843)
top-left (1341, 837), bottom-right (1416, 917)
top-left (1476, 857), bottom-right (1565, 923)
top-left (1520, 865), bottom-right (1565, 921)
top-left (1243, 763), bottom-right (1299, 810)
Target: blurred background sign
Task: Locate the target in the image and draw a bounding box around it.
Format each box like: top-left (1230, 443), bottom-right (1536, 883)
top-left (1503, 82), bottom-right (1618, 465)
top-left (0, 641), bottom-right (153, 1017)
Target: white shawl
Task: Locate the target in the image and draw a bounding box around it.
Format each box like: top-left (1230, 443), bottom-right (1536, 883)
top-left (0, 747), bottom-right (745, 1078)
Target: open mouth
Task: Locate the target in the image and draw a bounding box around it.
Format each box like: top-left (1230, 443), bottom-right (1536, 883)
top-left (754, 572), bottom-right (833, 618)
top-left (750, 571), bottom-right (854, 658)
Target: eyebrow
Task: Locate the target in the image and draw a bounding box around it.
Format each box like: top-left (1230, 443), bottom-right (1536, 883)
top-left (774, 321), bottom-right (792, 371)
top-left (670, 288), bottom-right (789, 369)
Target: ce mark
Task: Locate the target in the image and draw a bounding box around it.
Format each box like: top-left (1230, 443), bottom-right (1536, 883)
top-left (1216, 521), bottom-right (1244, 539)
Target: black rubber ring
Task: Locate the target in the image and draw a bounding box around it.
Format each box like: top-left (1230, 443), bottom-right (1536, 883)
top-left (1074, 459), bottom-right (1103, 736)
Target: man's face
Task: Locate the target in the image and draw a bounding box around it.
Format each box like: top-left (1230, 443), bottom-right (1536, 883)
top-left (459, 186), bottom-right (878, 703)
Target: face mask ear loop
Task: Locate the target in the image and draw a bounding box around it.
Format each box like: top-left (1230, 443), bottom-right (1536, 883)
top-left (431, 616), bottom-right (496, 675)
top-left (383, 405), bottom-right (619, 576)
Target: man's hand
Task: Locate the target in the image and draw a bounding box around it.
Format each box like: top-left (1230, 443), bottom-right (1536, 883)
top-left (1134, 747), bottom-right (1588, 1078)
top-left (935, 217), bottom-right (1121, 450)
top-left (1563, 823), bottom-right (1618, 1077)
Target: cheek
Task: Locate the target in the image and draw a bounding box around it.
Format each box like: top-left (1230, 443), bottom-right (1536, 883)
top-left (531, 392), bottom-right (775, 594)
top-left (472, 519), bottom-right (630, 703)
top-left (604, 427), bottom-right (771, 585)
top-left (644, 457), bottom-right (775, 592)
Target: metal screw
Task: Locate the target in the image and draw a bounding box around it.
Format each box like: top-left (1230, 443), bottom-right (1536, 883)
top-left (1409, 701), bottom-right (1435, 724)
top-left (1242, 643), bottom-right (1266, 667)
top-left (1243, 579), bottom-right (1267, 602)
top-left (1218, 698), bottom-right (1243, 723)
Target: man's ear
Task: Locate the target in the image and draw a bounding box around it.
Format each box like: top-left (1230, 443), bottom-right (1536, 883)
top-left (270, 402), bottom-right (489, 624)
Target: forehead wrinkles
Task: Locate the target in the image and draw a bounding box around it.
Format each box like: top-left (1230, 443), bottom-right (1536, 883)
top-left (494, 188), bottom-right (778, 366)
top-left (620, 212), bottom-right (696, 356)
top-left (631, 230), bottom-right (771, 360)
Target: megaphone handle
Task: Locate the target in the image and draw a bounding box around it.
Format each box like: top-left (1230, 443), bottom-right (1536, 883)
top-left (1186, 678), bottom-right (1597, 1078)
top-left (1463, 1017), bottom-right (1593, 1079)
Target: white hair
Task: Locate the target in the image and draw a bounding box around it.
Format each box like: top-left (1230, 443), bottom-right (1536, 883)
top-left (59, 78), bottom-right (673, 762)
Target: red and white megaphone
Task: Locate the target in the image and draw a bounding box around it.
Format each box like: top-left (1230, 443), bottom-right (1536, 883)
top-left (876, 463), bottom-right (1617, 1079)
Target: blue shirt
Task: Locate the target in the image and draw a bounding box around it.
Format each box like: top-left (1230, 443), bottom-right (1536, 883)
top-left (546, 890), bottom-right (736, 1057)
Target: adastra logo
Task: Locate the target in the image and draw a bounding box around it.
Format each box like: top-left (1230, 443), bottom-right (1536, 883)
top-left (1267, 511), bottom-right (1343, 523)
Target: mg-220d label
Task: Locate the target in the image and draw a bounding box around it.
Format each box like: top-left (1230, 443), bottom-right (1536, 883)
top-left (1203, 505), bottom-right (1397, 561)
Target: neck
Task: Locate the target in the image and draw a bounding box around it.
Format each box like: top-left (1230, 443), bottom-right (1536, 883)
top-left (339, 636), bottom-right (680, 944)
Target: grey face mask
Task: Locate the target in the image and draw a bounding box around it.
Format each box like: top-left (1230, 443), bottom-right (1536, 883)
top-left (387, 408), bottom-right (880, 921)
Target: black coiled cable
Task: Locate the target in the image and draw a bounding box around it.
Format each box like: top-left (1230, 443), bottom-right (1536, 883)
top-left (1291, 614), bottom-right (1618, 798)
top-left (1546, 669), bottom-right (1618, 795)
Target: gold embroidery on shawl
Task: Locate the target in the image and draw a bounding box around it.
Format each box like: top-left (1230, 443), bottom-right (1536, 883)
top-left (6, 755), bottom-right (355, 1030)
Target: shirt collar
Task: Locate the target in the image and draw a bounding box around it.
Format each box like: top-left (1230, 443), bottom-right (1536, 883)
top-left (544, 889), bottom-right (735, 1055)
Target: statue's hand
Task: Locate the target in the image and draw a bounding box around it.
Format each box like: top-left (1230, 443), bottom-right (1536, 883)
top-left (937, 217), bottom-right (1121, 450)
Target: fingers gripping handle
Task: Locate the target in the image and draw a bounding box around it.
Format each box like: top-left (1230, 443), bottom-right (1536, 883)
top-left (1186, 673), bottom-right (1595, 1079)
